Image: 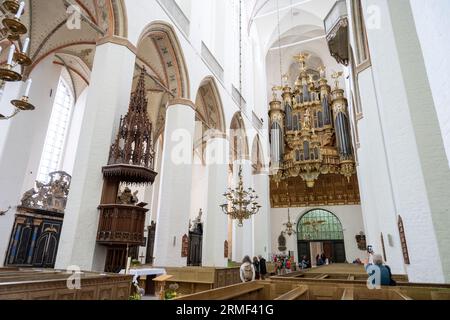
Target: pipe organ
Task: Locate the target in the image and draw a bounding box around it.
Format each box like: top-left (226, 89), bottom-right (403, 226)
top-left (269, 53), bottom-right (359, 207)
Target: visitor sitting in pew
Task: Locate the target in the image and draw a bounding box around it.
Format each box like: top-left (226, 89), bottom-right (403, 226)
top-left (364, 253), bottom-right (396, 286)
top-left (316, 254), bottom-right (324, 266)
top-left (299, 256), bottom-right (310, 269)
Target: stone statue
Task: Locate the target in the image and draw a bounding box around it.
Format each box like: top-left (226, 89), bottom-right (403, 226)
top-left (21, 188), bottom-right (37, 207)
top-left (303, 109), bottom-right (312, 130)
top-left (19, 171), bottom-right (71, 213)
top-left (190, 209), bottom-right (203, 233)
top-left (117, 187), bottom-right (139, 205)
top-left (278, 231), bottom-right (287, 252)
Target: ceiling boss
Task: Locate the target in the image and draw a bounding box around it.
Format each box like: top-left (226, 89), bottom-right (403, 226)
top-left (269, 52), bottom-right (356, 189)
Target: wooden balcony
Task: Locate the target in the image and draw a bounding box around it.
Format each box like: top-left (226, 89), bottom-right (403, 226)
top-left (97, 204), bottom-right (148, 246)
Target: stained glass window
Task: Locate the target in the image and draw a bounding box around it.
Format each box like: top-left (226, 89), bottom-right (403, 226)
top-left (297, 209), bottom-right (344, 241)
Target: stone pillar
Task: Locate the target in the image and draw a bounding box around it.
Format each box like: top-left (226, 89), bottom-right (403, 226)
top-left (252, 173), bottom-right (271, 260)
top-left (153, 99), bottom-right (196, 267)
top-left (201, 137), bottom-right (229, 267)
top-left (55, 39), bottom-right (136, 271)
top-left (362, 0), bottom-right (450, 283)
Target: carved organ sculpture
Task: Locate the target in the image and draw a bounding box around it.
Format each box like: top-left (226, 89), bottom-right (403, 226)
top-left (96, 68), bottom-right (157, 272)
top-left (5, 172), bottom-right (71, 268)
top-left (269, 53), bottom-right (359, 207)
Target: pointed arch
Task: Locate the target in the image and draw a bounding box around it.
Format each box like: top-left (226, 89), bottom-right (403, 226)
top-left (251, 135), bottom-right (265, 174)
top-left (134, 21), bottom-right (191, 140)
top-left (137, 21), bottom-right (190, 99)
top-left (195, 76), bottom-right (226, 134)
top-left (230, 112), bottom-right (250, 163)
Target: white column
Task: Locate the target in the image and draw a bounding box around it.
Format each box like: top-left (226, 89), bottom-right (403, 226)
top-left (201, 137), bottom-right (229, 267)
top-left (153, 99), bottom-right (195, 267)
top-left (55, 41), bottom-right (136, 271)
top-left (362, 0), bottom-right (450, 283)
top-left (252, 173), bottom-right (271, 260)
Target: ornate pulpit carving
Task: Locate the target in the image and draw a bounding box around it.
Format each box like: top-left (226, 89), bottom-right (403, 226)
top-left (97, 68), bottom-right (158, 272)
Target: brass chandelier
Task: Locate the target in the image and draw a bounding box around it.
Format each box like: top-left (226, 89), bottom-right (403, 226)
top-left (220, 166), bottom-right (261, 227)
top-left (0, 0), bottom-right (35, 120)
top-left (269, 52), bottom-right (356, 188)
top-left (283, 208), bottom-right (296, 236)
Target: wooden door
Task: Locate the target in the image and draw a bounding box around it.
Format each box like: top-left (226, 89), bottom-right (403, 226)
top-left (323, 242), bottom-right (333, 260)
top-left (297, 241), bottom-right (311, 263)
top-left (332, 241), bottom-right (346, 263)
top-left (188, 233), bottom-right (202, 266)
top-left (145, 222), bottom-right (156, 264)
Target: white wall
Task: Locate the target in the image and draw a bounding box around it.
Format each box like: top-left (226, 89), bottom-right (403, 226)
top-left (358, 0), bottom-right (450, 283)
top-left (62, 88), bottom-right (88, 175)
top-left (0, 57), bottom-right (62, 266)
top-left (270, 205), bottom-right (366, 264)
top-left (410, 0), bottom-right (450, 168)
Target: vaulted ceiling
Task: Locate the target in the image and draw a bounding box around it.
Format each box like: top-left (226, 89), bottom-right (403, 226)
top-left (1, 0), bottom-right (127, 99)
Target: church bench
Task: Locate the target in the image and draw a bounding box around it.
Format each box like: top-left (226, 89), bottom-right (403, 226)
top-left (341, 287), bottom-right (354, 300)
top-left (314, 274), bottom-right (330, 279)
top-left (175, 281), bottom-right (269, 300)
top-left (274, 286), bottom-right (309, 300)
top-left (0, 269), bottom-right (133, 300)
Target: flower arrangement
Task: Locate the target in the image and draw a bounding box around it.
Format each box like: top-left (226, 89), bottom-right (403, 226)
top-left (164, 283), bottom-right (179, 300)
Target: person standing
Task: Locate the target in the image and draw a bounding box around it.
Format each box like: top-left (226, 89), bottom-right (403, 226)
top-left (240, 255), bottom-right (256, 282)
top-left (253, 256), bottom-right (260, 280)
top-left (258, 255), bottom-right (267, 280)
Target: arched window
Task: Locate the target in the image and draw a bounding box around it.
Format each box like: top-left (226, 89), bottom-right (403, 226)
top-left (37, 78), bottom-right (74, 183)
top-left (297, 209), bottom-right (344, 241)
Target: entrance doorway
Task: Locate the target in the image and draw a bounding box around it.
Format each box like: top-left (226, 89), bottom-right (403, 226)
top-left (297, 209), bottom-right (346, 265)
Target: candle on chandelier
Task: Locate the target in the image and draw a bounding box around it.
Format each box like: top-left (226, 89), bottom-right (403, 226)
top-left (7, 45), bottom-right (15, 65)
top-left (24, 79), bottom-right (32, 97)
top-left (15, 1), bottom-right (25, 19)
top-left (22, 38), bottom-right (30, 54)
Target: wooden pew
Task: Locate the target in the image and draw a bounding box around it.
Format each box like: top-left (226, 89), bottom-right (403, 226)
top-left (175, 281), bottom-right (269, 300)
top-left (274, 286), bottom-right (309, 300)
top-left (341, 287), bottom-right (354, 300)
